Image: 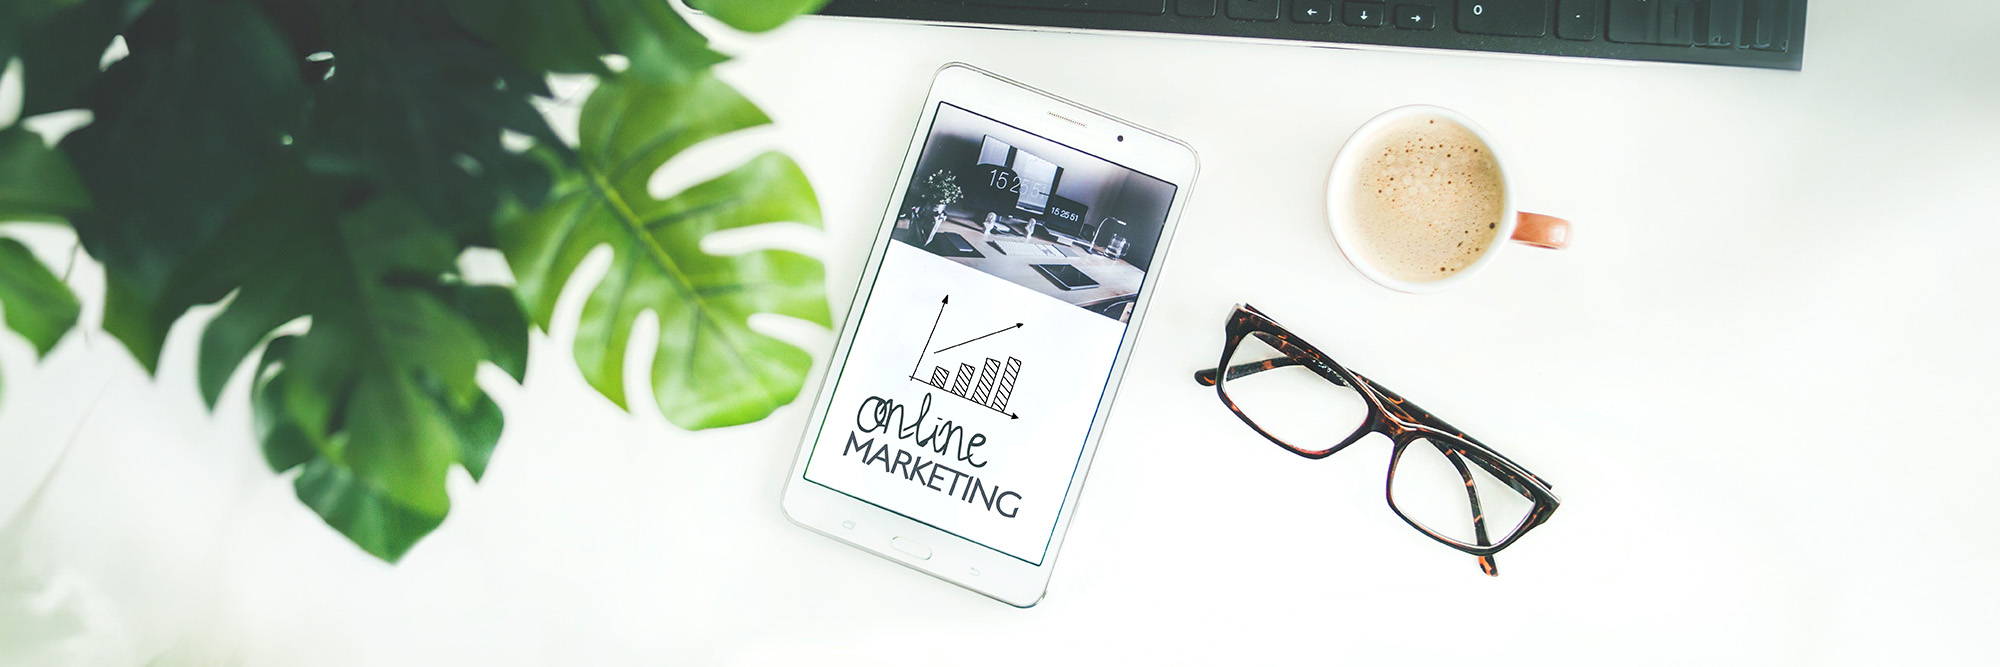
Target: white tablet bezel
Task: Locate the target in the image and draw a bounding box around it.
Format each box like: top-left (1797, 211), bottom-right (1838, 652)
top-left (780, 63), bottom-right (1198, 607)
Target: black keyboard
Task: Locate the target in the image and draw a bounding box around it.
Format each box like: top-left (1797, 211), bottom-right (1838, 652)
top-left (817, 0), bottom-right (1805, 70)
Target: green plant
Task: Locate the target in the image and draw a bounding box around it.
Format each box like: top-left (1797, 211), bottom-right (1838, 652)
top-left (0, 0), bottom-right (831, 561)
top-left (0, 114), bottom-right (88, 402)
top-left (917, 168), bottom-right (962, 207)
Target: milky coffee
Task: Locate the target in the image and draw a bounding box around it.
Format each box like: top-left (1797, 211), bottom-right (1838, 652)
top-left (1340, 114), bottom-right (1505, 283)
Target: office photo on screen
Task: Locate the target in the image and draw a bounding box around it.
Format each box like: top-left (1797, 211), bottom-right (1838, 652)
top-left (892, 103), bottom-right (1177, 322)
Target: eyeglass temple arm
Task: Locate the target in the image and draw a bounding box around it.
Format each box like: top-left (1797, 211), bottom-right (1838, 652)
top-left (1192, 357), bottom-right (1350, 387)
top-left (1436, 440), bottom-right (1500, 577)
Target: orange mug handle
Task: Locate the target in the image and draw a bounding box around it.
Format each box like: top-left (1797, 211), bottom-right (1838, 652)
top-left (1512, 212), bottom-right (1572, 249)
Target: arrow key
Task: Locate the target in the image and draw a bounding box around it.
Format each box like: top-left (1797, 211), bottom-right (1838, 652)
top-left (1343, 2), bottom-right (1387, 26)
top-left (1394, 4), bottom-right (1436, 30)
top-left (1292, 0), bottom-right (1334, 23)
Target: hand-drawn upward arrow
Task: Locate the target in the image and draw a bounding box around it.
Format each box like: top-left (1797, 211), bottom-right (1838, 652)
top-left (912, 294), bottom-right (947, 377)
top-left (932, 322), bottom-right (1024, 355)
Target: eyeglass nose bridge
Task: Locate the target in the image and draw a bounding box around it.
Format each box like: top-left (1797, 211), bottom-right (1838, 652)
top-left (1277, 409), bottom-right (1393, 459)
top-left (1329, 419), bottom-right (1381, 453)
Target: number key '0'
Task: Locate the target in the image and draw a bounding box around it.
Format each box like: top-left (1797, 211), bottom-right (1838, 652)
top-left (1457, 0), bottom-right (1550, 38)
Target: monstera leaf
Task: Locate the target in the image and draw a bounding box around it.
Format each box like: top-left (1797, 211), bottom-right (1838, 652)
top-left (0, 238), bottom-right (79, 400)
top-left (203, 197), bottom-right (525, 561)
top-left (499, 73), bottom-right (829, 430)
top-left (686, 0), bottom-right (833, 33)
top-left (446, 0), bottom-right (726, 87)
top-left (63, 0), bottom-right (308, 372)
top-left (0, 0), bottom-right (150, 117)
top-left (0, 238), bottom-right (75, 357)
top-left (0, 126), bottom-right (87, 399)
top-left (0, 126), bottom-right (90, 224)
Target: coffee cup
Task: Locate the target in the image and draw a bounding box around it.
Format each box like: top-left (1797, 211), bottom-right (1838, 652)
top-left (1325, 105), bottom-right (1570, 294)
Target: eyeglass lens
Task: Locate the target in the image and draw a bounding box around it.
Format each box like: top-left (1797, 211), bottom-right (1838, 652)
top-left (1389, 435), bottom-right (1538, 548)
top-left (1219, 331), bottom-right (1371, 453)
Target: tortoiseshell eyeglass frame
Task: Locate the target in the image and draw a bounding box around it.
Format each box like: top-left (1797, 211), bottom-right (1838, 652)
top-left (1193, 304), bottom-right (1560, 576)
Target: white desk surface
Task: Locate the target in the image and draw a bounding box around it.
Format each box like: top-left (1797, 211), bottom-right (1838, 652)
top-left (3, 5), bottom-right (1998, 665)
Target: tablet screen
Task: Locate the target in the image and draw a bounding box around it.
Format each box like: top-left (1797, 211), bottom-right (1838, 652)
top-left (800, 102), bottom-right (1178, 565)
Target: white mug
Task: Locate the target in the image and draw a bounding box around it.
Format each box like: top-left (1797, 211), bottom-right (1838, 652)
top-left (1325, 105), bottom-right (1571, 294)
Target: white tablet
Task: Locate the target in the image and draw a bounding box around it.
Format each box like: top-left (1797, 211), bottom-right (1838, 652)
top-left (781, 63), bottom-right (1198, 607)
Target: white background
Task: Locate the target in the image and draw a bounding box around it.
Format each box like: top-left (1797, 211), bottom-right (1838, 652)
top-left (3, 3), bottom-right (1999, 665)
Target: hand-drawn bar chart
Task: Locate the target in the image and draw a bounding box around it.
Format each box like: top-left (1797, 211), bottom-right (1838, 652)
top-left (928, 355), bottom-right (1023, 413)
top-left (909, 295), bottom-right (1025, 419)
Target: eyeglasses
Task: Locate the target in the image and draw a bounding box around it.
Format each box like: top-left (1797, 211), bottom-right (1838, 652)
top-left (1193, 304), bottom-right (1560, 576)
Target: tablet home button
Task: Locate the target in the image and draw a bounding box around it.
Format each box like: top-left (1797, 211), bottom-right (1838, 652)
top-left (890, 537), bottom-right (933, 560)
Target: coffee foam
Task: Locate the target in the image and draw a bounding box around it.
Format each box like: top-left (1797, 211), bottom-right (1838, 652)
top-left (1340, 115), bottom-right (1505, 283)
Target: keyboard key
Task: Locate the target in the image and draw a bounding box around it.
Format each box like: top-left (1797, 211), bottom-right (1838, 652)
top-left (1292, 0), bottom-right (1335, 23)
top-left (1703, 0), bottom-right (1740, 46)
top-left (1103, 0), bottom-right (1167, 12)
top-left (1343, 2), bottom-right (1388, 26)
top-left (1457, 0), bottom-right (1548, 38)
top-left (1226, 0), bottom-right (1280, 21)
top-left (1393, 4), bottom-right (1435, 30)
top-left (1177, 0), bottom-right (1218, 17)
top-left (967, 0), bottom-right (1166, 13)
top-left (1657, 0), bottom-right (1696, 45)
top-left (1745, 0), bottom-right (1789, 51)
top-left (1748, 0), bottom-right (1772, 48)
top-left (1607, 0), bottom-right (1656, 44)
top-left (1556, 0), bottom-right (1598, 40)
